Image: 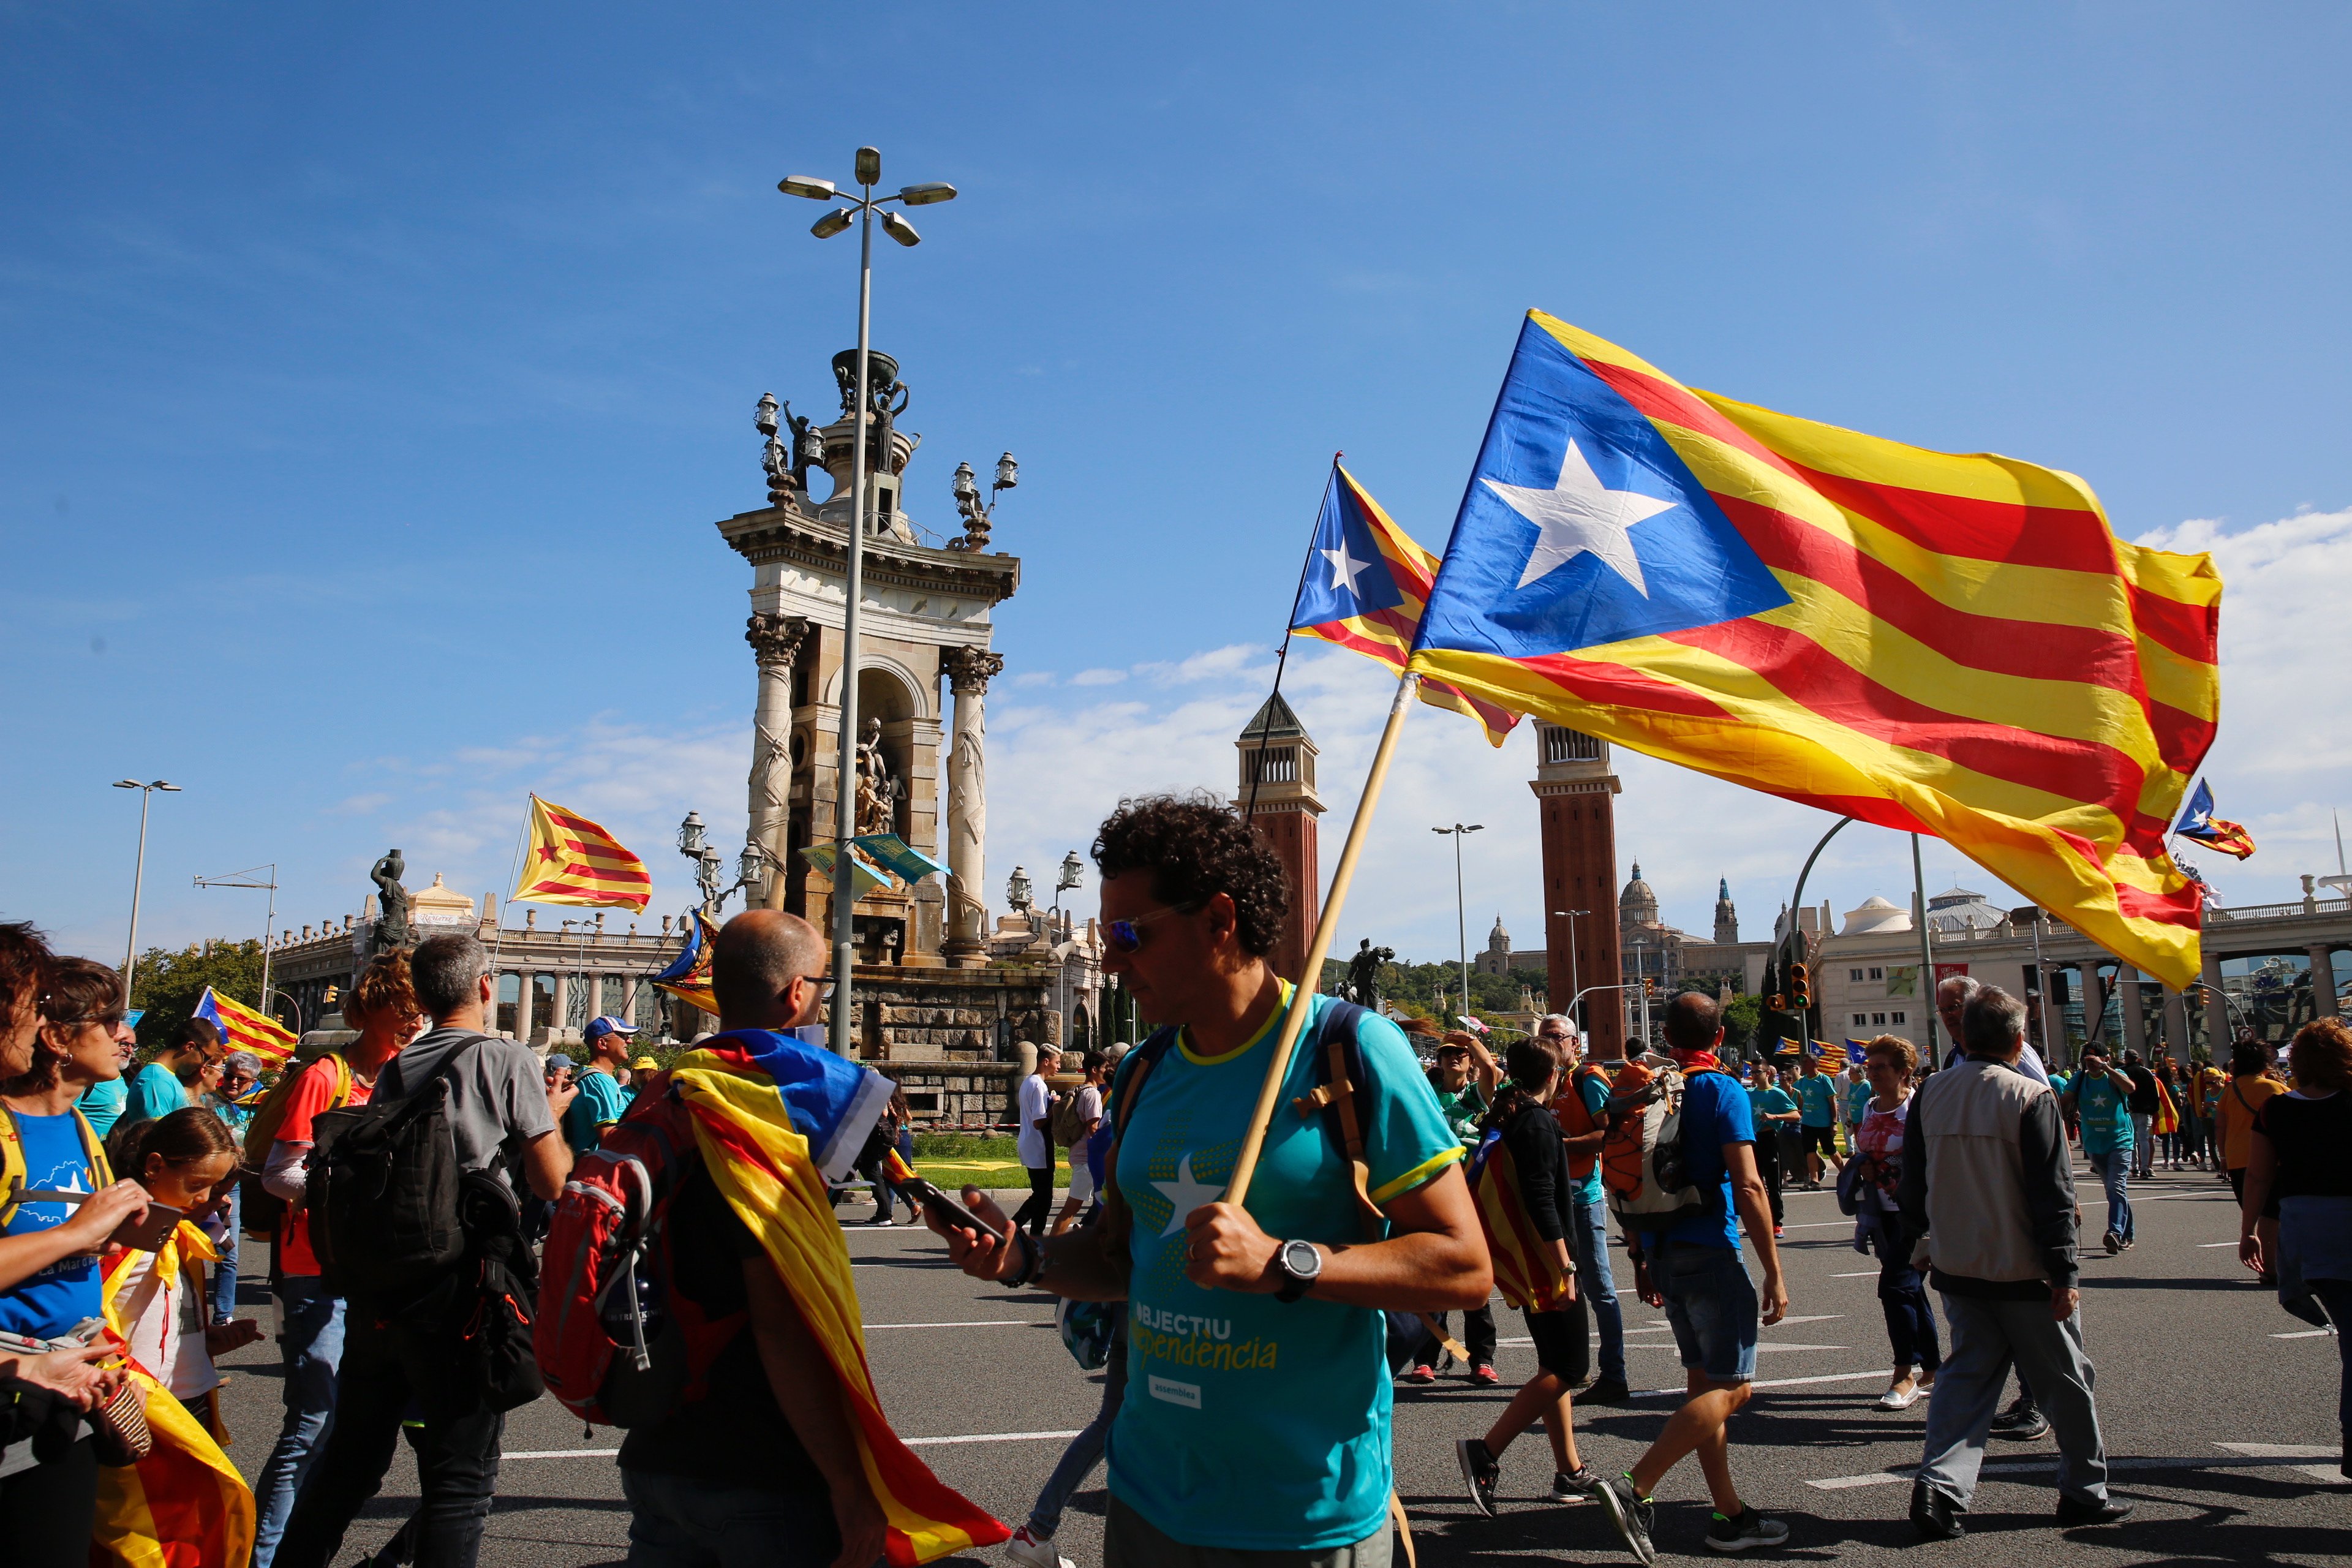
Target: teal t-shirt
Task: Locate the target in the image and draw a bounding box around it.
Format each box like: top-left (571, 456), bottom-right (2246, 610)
top-left (1749, 1085), bottom-right (1797, 1123)
top-left (128, 1061), bottom-right (187, 1123)
top-left (1842, 1076), bottom-right (1872, 1127)
top-left (2075, 1071), bottom-right (2134, 1156)
top-left (1793, 1074), bottom-right (1837, 1128)
top-left (77, 1077), bottom-right (129, 1138)
top-left (563, 1069), bottom-right (633, 1153)
top-left (1109, 986), bottom-right (1461, 1551)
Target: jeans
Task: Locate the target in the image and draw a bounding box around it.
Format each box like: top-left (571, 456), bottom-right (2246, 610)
top-left (1917, 1292), bottom-right (2109, 1510)
top-left (1411, 1303), bottom-right (1496, 1369)
top-left (2310, 1278), bottom-right (2352, 1446)
top-left (2128, 1114), bottom-right (2154, 1176)
top-left (2086, 1147), bottom-right (2133, 1244)
top-left (620, 1468), bottom-right (841, 1568)
top-left (1031, 1325), bottom-right (1128, 1538)
top-left (211, 1183), bottom-right (242, 1323)
top-left (252, 1276), bottom-right (348, 1568)
top-left (1568, 1197), bottom-right (1627, 1383)
top-left (1653, 1240), bottom-right (1758, 1384)
top-left (1875, 1227), bottom-right (1940, 1374)
top-left (1013, 1165), bottom-right (1056, 1239)
top-left (273, 1311), bottom-right (505, 1568)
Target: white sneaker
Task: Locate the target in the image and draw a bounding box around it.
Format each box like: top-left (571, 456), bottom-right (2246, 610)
top-left (1005, 1527), bottom-right (1071, 1568)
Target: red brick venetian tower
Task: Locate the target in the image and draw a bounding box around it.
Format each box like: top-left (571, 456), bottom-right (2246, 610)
top-left (1532, 723), bottom-right (1625, 1058)
top-left (1236, 694), bottom-right (1324, 984)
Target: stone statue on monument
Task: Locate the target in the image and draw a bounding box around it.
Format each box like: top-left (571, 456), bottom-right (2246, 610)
top-left (1342, 938), bottom-right (1394, 1007)
top-left (371, 850), bottom-right (412, 950)
top-left (854, 715), bottom-right (900, 836)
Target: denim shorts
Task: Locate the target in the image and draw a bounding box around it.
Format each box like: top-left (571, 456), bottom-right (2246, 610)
top-left (1653, 1240), bottom-right (1758, 1384)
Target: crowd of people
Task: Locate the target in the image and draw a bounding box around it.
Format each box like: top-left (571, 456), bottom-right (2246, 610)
top-left (4, 790), bottom-right (2348, 1568)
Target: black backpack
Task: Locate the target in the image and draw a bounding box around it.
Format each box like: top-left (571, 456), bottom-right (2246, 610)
top-left (307, 1033), bottom-right (491, 1305)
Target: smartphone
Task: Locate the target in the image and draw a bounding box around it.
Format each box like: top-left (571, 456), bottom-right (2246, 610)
top-left (895, 1175), bottom-right (1006, 1244)
top-left (108, 1201), bottom-right (184, 1254)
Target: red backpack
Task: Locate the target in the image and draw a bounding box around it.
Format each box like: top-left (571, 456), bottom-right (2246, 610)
top-left (535, 1083), bottom-right (742, 1428)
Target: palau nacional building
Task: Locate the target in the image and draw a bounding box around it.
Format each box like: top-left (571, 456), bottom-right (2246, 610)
top-left (266, 347), bottom-right (1104, 1125)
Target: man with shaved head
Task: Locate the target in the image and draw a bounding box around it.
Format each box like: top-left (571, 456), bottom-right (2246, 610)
top-left (617, 907), bottom-right (888, 1568)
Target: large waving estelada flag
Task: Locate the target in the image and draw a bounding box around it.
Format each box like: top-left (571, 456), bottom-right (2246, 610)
top-left (1409, 312), bottom-right (2222, 989)
top-left (1292, 461), bottom-right (1520, 745)
top-left (511, 795), bottom-right (652, 911)
top-left (194, 986), bottom-right (296, 1062)
top-left (661, 1031), bottom-right (1005, 1564)
top-left (650, 908), bottom-right (720, 1018)
top-left (95, 1224), bottom-right (256, 1568)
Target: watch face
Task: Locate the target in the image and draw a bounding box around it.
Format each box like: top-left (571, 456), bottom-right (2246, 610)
top-left (1283, 1239), bottom-right (1322, 1278)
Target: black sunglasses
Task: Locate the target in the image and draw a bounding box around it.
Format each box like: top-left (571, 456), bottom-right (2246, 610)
top-left (1102, 900), bottom-right (1204, 956)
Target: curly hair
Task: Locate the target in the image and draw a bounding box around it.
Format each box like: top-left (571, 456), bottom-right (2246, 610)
top-left (2290, 1017), bottom-right (2352, 1095)
top-left (4, 956), bottom-right (123, 1097)
top-left (347, 949), bottom-right (420, 1027)
top-left (1091, 793), bottom-right (1289, 957)
top-left (0, 921), bottom-right (53, 1028)
top-left (1863, 1033), bottom-right (1917, 1077)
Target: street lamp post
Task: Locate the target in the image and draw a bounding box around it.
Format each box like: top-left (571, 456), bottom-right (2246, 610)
top-left (1433, 824), bottom-right (1483, 1023)
top-left (113, 780), bottom-right (181, 1001)
top-left (195, 863), bottom-right (280, 1030)
top-left (1552, 908), bottom-right (1589, 1030)
top-left (779, 148), bottom-right (957, 1055)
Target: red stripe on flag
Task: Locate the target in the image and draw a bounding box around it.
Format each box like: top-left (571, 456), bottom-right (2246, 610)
top-left (2126, 581), bottom-right (2220, 666)
top-left (1513, 652), bottom-right (1738, 719)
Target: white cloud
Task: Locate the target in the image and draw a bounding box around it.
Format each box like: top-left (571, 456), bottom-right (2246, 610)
top-left (1068, 668), bottom-right (1128, 687)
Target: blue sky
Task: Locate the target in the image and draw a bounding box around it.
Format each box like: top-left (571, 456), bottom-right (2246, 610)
top-left (6, 4), bottom-right (2348, 969)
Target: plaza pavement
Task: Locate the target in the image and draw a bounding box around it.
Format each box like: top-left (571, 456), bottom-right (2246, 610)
top-left (209, 1159), bottom-right (2351, 1566)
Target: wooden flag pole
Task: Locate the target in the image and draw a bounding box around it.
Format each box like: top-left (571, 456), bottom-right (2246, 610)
top-left (1226, 668), bottom-right (1421, 1208)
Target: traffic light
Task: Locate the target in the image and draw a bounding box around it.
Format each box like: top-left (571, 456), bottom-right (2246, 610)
top-left (1764, 994), bottom-right (1786, 1013)
top-left (1788, 963), bottom-right (1811, 1011)
top-left (323, 983), bottom-right (340, 1005)
top-left (1643, 976), bottom-right (1657, 998)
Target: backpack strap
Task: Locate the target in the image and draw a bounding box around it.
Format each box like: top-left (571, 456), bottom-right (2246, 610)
top-left (1289, 999), bottom-right (1389, 1243)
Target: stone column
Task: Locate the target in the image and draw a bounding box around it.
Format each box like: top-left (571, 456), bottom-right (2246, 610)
top-left (516, 975), bottom-right (535, 1042)
top-left (941, 647), bottom-right (1003, 968)
top-left (587, 974), bottom-right (605, 1020)
top-left (2076, 961), bottom-right (2104, 1050)
top-left (2311, 943), bottom-right (2340, 1020)
top-left (2201, 947), bottom-right (2228, 1049)
top-left (554, 974), bottom-right (573, 1042)
top-left (2163, 987), bottom-right (2190, 1057)
top-left (2120, 971), bottom-right (2148, 1059)
top-left (746, 613), bottom-right (813, 911)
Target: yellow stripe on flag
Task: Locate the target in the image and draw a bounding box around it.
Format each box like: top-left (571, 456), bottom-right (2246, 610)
top-left (511, 794), bottom-right (652, 912)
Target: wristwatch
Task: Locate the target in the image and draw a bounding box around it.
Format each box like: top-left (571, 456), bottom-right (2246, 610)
top-left (1272, 1238), bottom-right (1323, 1303)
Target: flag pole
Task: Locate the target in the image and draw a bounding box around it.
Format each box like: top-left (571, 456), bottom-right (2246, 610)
top-left (1226, 666), bottom-right (1420, 1208)
top-left (1244, 456), bottom-right (1340, 821)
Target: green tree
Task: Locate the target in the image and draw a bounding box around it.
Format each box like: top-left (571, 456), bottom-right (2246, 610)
top-left (126, 939), bottom-right (267, 1059)
top-left (1721, 992), bottom-right (1764, 1057)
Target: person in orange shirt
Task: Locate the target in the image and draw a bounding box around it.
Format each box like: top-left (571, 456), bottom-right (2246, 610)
top-left (2217, 1038), bottom-right (2287, 1207)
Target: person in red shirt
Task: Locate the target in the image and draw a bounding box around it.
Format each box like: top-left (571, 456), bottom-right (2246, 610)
top-left (249, 952), bottom-right (422, 1568)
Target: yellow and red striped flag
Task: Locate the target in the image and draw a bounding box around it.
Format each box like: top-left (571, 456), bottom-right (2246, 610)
top-left (194, 986), bottom-right (296, 1062)
top-left (511, 795), bottom-right (652, 911)
top-left (1411, 313), bottom-right (2220, 989)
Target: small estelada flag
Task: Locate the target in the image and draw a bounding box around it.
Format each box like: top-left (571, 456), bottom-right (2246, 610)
top-left (2174, 777), bottom-right (2257, 860)
top-left (194, 986), bottom-right (297, 1062)
top-left (511, 795), bottom-right (652, 911)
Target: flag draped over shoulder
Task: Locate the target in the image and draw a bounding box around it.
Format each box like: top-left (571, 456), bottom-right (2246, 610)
top-left (663, 1031), bottom-right (1005, 1565)
top-left (2173, 777), bottom-right (2256, 860)
top-left (1292, 462), bottom-right (1520, 745)
top-left (511, 795), bottom-right (652, 911)
top-left (194, 987), bottom-right (295, 1063)
top-left (95, 1226), bottom-right (255, 1568)
top-left (650, 910), bottom-right (720, 1019)
top-left (1410, 312), bottom-right (2222, 989)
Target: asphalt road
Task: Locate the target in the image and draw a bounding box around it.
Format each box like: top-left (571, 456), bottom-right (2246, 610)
top-left (212, 1160), bottom-right (2351, 1566)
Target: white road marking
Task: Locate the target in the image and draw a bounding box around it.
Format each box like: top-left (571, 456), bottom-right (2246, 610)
top-left (2218, 1442), bottom-right (2338, 1457)
top-left (1634, 1368), bottom-right (1891, 1399)
top-left (1811, 1445), bottom-right (2345, 1490)
top-left (905, 1428), bottom-right (1085, 1447)
top-left (2273, 1329), bottom-right (2335, 1339)
top-left (505, 1449), bottom-right (619, 1460)
top-left (1500, 1339), bottom-right (1842, 1354)
top-left (2198, 1241), bottom-right (2239, 1248)
top-left (867, 1320), bottom-right (1041, 1330)
top-left (1833, 1270), bottom-right (1878, 1278)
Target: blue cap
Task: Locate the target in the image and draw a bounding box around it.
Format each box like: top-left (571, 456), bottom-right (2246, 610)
top-left (584, 1016), bottom-right (639, 1047)
top-left (544, 1052), bottom-right (576, 1072)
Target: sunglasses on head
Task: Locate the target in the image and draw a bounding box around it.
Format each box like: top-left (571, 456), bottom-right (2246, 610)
top-left (1102, 900), bottom-right (1204, 956)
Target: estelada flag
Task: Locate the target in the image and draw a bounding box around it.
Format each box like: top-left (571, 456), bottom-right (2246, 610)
top-left (95, 1224), bottom-right (257, 1568)
top-left (2173, 777), bottom-right (2257, 859)
top-left (1464, 1131), bottom-right (1574, 1311)
top-left (662, 1031), bottom-right (1007, 1564)
top-left (511, 795), bottom-right (652, 911)
top-left (650, 909), bottom-right (720, 1017)
top-left (1292, 461), bottom-right (1520, 745)
top-left (1410, 312), bottom-right (2221, 989)
top-left (194, 986), bottom-right (296, 1062)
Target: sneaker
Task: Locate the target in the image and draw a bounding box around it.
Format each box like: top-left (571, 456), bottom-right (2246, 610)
top-left (1773, 1226), bottom-right (1785, 1238)
top-left (1469, 1363), bottom-right (1502, 1387)
top-left (1457, 1438), bottom-right (1501, 1518)
top-left (1005, 1527), bottom-right (1069, 1568)
top-left (1581, 1376), bottom-right (1632, 1405)
top-left (1550, 1465), bottom-right (1602, 1504)
top-left (2102, 1232), bottom-right (2121, 1256)
top-left (1706, 1507), bottom-right (1791, 1553)
top-left (2120, 1237), bottom-right (2137, 1251)
top-left (2001, 1408), bottom-right (2053, 1441)
top-left (1988, 1396), bottom-right (2035, 1432)
top-left (1402, 1363), bottom-right (1436, 1385)
top-left (1594, 1474), bottom-right (1657, 1566)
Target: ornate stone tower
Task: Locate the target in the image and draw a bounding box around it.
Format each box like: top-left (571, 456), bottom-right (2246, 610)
top-left (1714, 877), bottom-right (1740, 945)
top-left (1532, 723), bottom-right (1624, 1058)
top-left (1234, 693), bottom-right (1324, 984)
top-left (720, 351), bottom-right (1019, 970)
top-left (1477, 914), bottom-right (1513, 975)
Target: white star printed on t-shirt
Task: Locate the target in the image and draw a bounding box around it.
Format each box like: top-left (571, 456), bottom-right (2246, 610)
top-left (1480, 437), bottom-right (1677, 595)
top-left (1152, 1153), bottom-right (1223, 1237)
top-left (1320, 544), bottom-right (1369, 598)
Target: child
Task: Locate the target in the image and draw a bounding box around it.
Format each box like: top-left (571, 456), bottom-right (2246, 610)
top-left (101, 1108), bottom-right (262, 1433)
top-left (1457, 1038), bottom-right (1597, 1515)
